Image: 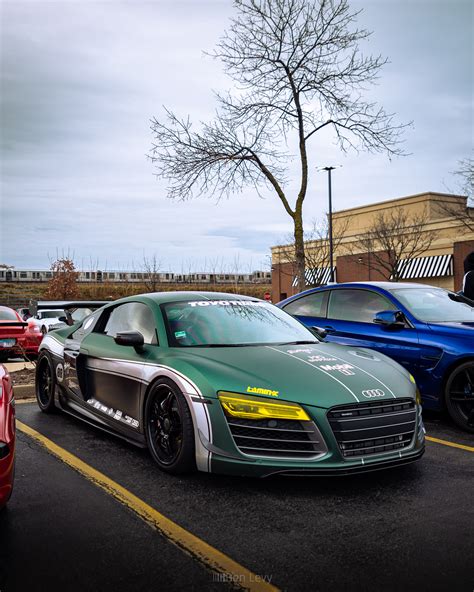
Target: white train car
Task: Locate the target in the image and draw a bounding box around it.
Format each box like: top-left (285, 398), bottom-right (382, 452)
top-left (0, 268), bottom-right (270, 284)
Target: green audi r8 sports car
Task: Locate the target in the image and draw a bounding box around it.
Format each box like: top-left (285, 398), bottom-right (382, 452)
top-left (35, 292), bottom-right (425, 477)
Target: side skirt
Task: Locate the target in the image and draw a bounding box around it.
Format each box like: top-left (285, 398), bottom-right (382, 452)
top-left (56, 393), bottom-right (147, 449)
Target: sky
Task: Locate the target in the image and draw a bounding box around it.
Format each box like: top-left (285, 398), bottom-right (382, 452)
top-left (0, 0), bottom-right (472, 273)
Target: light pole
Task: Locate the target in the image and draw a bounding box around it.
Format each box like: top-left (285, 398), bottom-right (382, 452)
top-left (320, 166), bottom-right (341, 283)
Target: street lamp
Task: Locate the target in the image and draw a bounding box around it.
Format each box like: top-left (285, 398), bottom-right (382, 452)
top-left (318, 165), bottom-right (342, 283)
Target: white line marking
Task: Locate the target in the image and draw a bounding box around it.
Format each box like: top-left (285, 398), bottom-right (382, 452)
top-left (266, 346), bottom-right (360, 403)
top-left (310, 345), bottom-right (397, 399)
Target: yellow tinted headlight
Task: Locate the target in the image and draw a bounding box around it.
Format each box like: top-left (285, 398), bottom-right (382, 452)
top-left (218, 392), bottom-right (310, 421)
top-left (415, 388), bottom-right (422, 405)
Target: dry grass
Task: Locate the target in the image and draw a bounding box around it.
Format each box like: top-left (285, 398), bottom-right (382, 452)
top-left (0, 282), bottom-right (270, 306)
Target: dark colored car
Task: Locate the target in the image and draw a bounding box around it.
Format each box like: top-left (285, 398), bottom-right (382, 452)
top-left (278, 282), bottom-right (474, 432)
top-left (0, 364), bottom-right (15, 509)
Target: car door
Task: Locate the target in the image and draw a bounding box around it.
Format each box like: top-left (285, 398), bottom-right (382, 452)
top-left (322, 288), bottom-right (422, 375)
top-left (77, 302), bottom-right (158, 430)
top-left (63, 312), bottom-right (101, 400)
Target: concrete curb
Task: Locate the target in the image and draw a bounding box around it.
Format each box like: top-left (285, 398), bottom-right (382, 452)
top-left (13, 384), bottom-right (35, 399)
top-left (5, 362), bottom-right (36, 372)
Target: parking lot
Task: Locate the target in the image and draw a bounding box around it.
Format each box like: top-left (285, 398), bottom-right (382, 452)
top-left (0, 401), bottom-right (472, 592)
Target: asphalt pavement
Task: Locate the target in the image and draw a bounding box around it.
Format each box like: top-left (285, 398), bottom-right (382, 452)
top-left (1, 402), bottom-right (473, 592)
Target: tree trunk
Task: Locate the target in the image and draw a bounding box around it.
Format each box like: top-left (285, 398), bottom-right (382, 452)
top-left (293, 209), bottom-right (306, 292)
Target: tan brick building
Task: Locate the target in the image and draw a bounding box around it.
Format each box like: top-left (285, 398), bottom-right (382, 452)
top-left (271, 192), bottom-right (474, 302)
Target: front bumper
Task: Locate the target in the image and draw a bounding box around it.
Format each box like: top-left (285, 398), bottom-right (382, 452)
top-left (204, 399), bottom-right (425, 478)
top-left (209, 445), bottom-right (425, 478)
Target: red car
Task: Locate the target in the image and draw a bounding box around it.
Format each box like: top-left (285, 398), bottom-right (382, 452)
top-left (0, 364), bottom-right (15, 509)
top-left (0, 306), bottom-right (43, 361)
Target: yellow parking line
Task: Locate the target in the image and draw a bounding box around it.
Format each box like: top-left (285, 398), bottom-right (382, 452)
top-left (15, 398), bottom-right (36, 405)
top-left (426, 435), bottom-right (474, 453)
top-left (17, 421), bottom-right (278, 592)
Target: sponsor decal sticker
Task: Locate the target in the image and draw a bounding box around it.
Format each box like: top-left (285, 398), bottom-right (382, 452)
top-left (55, 363), bottom-right (64, 383)
top-left (246, 386), bottom-right (279, 397)
top-left (188, 300), bottom-right (266, 308)
top-left (87, 398), bottom-right (139, 428)
top-left (307, 355), bottom-right (337, 363)
top-left (319, 363), bottom-right (356, 376)
top-left (175, 331), bottom-right (187, 339)
top-left (287, 348), bottom-right (314, 354)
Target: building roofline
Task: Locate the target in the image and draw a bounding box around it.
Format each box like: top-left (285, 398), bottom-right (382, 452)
top-left (332, 191), bottom-right (467, 217)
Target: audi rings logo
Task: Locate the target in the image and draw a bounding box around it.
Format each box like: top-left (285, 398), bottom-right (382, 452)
top-left (361, 389), bottom-right (385, 398)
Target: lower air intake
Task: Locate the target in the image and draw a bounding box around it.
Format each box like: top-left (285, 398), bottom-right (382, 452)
top-left (327, 399), bottom-right (417, 458)
top-left (226, 417), bottom-right (326, 459)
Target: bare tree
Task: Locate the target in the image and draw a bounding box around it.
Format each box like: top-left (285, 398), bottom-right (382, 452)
top-left (277, 215), bottom-right (351, 285)
top-left (350, 208), bottom-right (438, 281)
top-left (142, 254), bottom-right (162, 292)
top-left (150, 0), bottom-right (409, 292)
top-left (440, 157), bottom-right (474, 231)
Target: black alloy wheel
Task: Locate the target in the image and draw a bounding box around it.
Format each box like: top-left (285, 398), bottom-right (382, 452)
top-left (145, 378), bottom-right (195, 473)
top-left (445, 361), bottom-right (474, 433)
top-left (35, 352), bottom-right (56, 413)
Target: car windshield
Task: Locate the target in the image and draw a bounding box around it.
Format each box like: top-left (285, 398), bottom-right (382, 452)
top-left (393, 288), bottom-right (474, 322)
top-left (41, 310), bottom-right (64, 319)
top-left (162, 300), bottom-right (318, 347)
top-left (71, 308), bottom-right (94, 322)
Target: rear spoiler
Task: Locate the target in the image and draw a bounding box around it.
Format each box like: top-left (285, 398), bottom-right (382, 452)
top-left (0, 322), bottom-right (28, 328)
top-left (29, 300), bottom-right (111, 316)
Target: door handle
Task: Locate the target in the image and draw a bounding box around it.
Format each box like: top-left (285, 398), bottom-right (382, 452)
top-left (323, 325), bottom-right (336, 333)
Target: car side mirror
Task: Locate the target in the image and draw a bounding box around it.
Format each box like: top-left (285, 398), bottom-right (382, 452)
top-left (373, 310), bottom-right (406, 328)
top-left (310, 326), bottom-right (327, 340)
top-left (114, 331), bottom-right (145, 350)
top-left (58, 316), bottom-right (68, 323)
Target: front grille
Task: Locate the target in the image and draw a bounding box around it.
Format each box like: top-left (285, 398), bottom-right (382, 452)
top-left (327, 399), bottom-right (417, 459)
top-left (226, 417), bottom-right (325, 459)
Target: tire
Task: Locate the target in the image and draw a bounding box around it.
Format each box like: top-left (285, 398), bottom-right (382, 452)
top-left (445, 361), bottom-right (474, 433)
top-left (35, 351), bottom-right (56, 413)
top-left (144, 378), bottom-right (196, 474)
top-left (0, 352), bottom-right (8, 363)
top-left (41, 326), bottom-right (47, 335)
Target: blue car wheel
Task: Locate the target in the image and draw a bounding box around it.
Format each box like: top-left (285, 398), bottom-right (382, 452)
top-left (445, 361), bottom-right (474, 433)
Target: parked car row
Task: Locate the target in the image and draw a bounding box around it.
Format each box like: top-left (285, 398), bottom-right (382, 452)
top-left (1, 282), bottom-right (472, 509)
top-left (0, 302), bottom-right (109, 362)
top-left (34, 292), bottom-right (425, 478)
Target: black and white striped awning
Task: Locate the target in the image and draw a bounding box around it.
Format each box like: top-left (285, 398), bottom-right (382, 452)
top-left (395, 254), bottom-right (453, 279)
top-left (292, 266), bottom-right (336, 287)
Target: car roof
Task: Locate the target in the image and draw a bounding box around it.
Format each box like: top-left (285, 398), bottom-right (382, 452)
top-left (297, 281), bottom-right (435, 294)
top-left (330, 281), bottom-right (432, 291)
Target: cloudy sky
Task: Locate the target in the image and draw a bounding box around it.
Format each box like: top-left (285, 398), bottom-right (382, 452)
top-left (1, 0), bottom-right (472, 273)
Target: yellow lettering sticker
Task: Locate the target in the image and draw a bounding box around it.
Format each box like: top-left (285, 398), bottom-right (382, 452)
top-left (246, 386), bottom-right (279, 397)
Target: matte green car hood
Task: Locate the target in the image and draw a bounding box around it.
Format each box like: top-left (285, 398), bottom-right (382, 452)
top-left (156, 341), bottom-right (416, 408)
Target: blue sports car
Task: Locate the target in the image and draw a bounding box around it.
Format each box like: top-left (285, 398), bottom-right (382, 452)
top-left (278, 282), bottom-right (474, 432)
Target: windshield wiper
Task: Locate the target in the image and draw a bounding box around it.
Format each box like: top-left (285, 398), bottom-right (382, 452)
top-left (189, 343), bottom-right (251, 348)
top-left (278, 340), bottom-right (319, 345)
